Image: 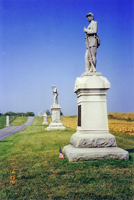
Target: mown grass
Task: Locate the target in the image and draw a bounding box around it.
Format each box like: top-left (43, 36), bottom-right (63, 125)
top-left (0, 116), bottom-right (133, 199)
top-left (10, 117), bottom-right (28, 126)
top-left (0, 116), bottom-right (6, 124)
top-left (33, 116), bottom-right (44, 126)
top-left (0, 116), bottom-right (6, 130)
top-left (0, 116), bottom-right (15, 130)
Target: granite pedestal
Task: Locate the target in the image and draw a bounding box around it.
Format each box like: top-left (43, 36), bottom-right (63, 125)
top-left (6, 115), bottom-right (9, 127)
top-left (42, 112), bottom-right (49, 125)
top-left (63, 73), bottom-right (129, 161)
top-left (47, 103), bottom-right (66, 131)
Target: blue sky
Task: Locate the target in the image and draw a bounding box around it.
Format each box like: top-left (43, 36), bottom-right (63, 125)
top-left (0, 0), bottom-right (133, 116)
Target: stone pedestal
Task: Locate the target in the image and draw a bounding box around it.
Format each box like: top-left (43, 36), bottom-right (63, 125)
top-left (63, 145), bottom-right (129, 162)
top-left (47, 103), bottom-right (66, 131)
top-left (6, 115), bottom-right (9, 126)
top-left (63, 73), bottom-right (129, 161)
top-left (42, 112), bottom-right (49, 125)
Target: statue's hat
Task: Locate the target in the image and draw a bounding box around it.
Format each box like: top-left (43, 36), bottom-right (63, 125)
top-left (86, 12), bottom-right (94, 18)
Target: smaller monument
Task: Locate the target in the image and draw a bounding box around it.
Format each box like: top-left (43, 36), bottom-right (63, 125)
top-left (6, 114), bottom-right (9, 126)
top-left (47, 85), bottom-right (66, 131)
top-left (42, 112), bottom-right (49, 125)
top-left (38, 111), bottom-right (42, 117)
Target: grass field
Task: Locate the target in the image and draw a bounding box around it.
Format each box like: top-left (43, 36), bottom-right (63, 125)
top-left (0, 116), bottom-right (16, 130)
top-left (10, 117), bottom-right (28, 126)
top-left (0, 116), bottom-right (7, 130)
top-left (0, 114), bottom-right (134, 199)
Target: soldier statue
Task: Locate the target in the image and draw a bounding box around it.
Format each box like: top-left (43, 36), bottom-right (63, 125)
top-left (52, 85), bottom-right (58, 104)
top-left (84, 12), bottom-right (100, 73)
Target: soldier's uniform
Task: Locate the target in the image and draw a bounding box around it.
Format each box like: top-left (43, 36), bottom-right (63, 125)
top-left (86, 20), bottom-right (98, 47)
top-left (53, 86), bottom-right (58, 104)
top-left (85, 13), bottom-right (100, 72)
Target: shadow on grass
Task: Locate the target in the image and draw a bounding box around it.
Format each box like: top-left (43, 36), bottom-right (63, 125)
top-left (126, 148), bottom-right (134, 153)
top-left (0, 140), bottom-right (13, 142)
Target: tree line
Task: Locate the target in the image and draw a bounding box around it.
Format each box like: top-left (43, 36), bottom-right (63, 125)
top-left (0, 111), bottom-right (35, 117)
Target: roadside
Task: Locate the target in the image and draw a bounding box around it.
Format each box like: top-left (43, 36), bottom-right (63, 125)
top-left (0, 116), bottom-right (34, 141)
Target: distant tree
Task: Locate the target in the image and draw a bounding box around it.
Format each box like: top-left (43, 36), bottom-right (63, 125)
top-left (4, 112), bottom-right (10, 116)
top-left (17, 112), bottom-right (25, 116)
top-left (45, 109), bottom-right (51, 116)
top-left (26, 112), bottom-right (35, 116)
top-left (0, 113), bottom-right (3, 117)
top-left (3, 111), bottom-right (35, 117)
top-left (8, 111), bottom-right (17, 116)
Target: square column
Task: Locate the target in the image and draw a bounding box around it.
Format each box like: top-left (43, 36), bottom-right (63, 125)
top-left (6, 115), bottom-right (9, 126)
top-left (42, 112), bottom-right (49, 125)
top-left (47, 104), bottom-right (66, 131)
top-left (63, 73), bottom-right (129, 161)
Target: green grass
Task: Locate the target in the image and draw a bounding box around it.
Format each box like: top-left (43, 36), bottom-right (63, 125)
top-left (0, 116), bottom-right (6, 129)
top-left (0, 116), bottom-right (6, 124)
top-left (33, 116), bottom-right (44, 125)
top-left (10, 117), bottom-right (28, 126)
top-left (0, 116), bottom-right (133, 199)
top-left (0, 116), bottom-right (15, 129)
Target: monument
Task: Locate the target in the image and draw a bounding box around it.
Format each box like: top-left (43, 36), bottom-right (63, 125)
top-left (6, 114), bottom-right (9, 126)
top-left (47, 85), bottom-right (66, 131)
top-left (42, 112), bottom-right (49, 125)
top-left (38, 111), bottom-right (42, 117)
top-left (63, 13), bottom-right (129, 162)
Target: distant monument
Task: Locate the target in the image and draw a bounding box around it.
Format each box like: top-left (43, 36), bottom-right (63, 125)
top-left (38, 111), bottom-right (42, 117)
top-left (47, 85), bottom-right (66, 131)
top-left (42, 112), bottom-right (49, 125)
top-left (6, 114), bottom-right (9, 126)
top-left (63, 13), bottom-right (129, 161)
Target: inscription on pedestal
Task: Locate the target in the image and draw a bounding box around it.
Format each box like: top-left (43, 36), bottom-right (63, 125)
top-left (78, 105), bottom-right (81, 126)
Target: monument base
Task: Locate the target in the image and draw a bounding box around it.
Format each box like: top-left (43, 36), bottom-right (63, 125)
top-left (63, 73), bottom-right (129, 161)
top-left (42, 122), bottom-right (49, 125)
top-left (63, 144), bottom-right (129, 162)
top-left (47, 103), bottom-right (66, 131)
top-left (70, 131), bottom-right (117, 148)
top-left (47, 122), bottom-right (66, 131)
